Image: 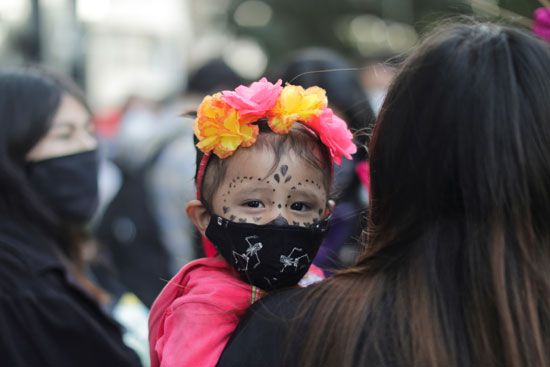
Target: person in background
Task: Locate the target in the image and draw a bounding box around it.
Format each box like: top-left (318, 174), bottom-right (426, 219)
top-left (0, 67), bottom-right (142, 366)
top-left (217, 21), bottom-right (550, 367)
top-left (94, 59), bottom-right (245, 307)
top-left (359, 55), bottom-right (398, 116)
top-left (277, 48), bottom-right (375, 272)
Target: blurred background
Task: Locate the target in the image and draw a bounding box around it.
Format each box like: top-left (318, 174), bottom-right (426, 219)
top-left (0, 0), bottom-right (540, 109)
top-left (1, 1), bottom-right (543, 365)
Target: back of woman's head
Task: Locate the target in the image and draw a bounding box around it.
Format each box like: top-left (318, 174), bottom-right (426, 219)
top-left (301, 22), bottom-right (550, 367)
top-left (367, 23), bottom-right (550, 366)
top-left (369, 23), bottom-right (550, 245)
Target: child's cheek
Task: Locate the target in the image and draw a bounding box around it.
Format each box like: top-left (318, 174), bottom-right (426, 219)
top-left (287, 212), bottom-right (323, 227)
top-left (218, 206), bottom-right (250, 223)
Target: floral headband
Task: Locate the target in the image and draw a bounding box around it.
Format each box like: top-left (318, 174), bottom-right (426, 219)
top-left (193, 78), bottom-right (357, 202)
top-left (193, 78), bottom-right (357, 256)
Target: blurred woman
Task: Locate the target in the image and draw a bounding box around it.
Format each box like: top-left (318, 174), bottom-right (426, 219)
top-left (218, 21), bottom-right (550, 367)
top-left (0, 68), bottom-right (141, 366)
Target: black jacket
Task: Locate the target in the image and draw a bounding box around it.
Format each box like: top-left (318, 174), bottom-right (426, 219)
top-left (218, 287), bottom-right (394, 367)
top-left (217, 287), bottom-right (307, 367)
top-left (0, 220), bottom-right (141, 367)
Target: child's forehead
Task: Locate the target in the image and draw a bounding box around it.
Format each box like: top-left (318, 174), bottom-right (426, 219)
top-left (223, 147), bottom-right (325, 183)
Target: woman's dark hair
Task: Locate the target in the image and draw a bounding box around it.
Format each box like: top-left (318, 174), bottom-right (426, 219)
top-left (0, 67), bottom-right (91, 251)
top-left (278, 48), bottom-right (375, 159)
top-left (298, 22), bottom-right (550, 367)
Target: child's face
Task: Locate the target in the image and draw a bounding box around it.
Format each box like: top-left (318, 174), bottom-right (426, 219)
top-left (211, 147), bottom-right (328, 227)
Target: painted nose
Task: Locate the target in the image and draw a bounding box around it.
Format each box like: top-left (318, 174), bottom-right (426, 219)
top-left (266, 214), bottom-right (289, 226)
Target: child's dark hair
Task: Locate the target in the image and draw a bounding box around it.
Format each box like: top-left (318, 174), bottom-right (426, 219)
top-left (194, 120), bottom-right (332, 210)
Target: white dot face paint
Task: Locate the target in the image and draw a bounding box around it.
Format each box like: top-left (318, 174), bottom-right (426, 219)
top-left (211, 147), bottom-right (328, 227)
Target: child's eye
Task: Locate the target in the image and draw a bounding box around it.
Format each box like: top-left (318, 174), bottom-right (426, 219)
top-left (290, 202), bottom-right (311, 211)
top-left (243, 200), bottom-right (264, 208)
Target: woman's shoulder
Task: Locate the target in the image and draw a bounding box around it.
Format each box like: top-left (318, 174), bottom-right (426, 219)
top-left (233, 286), bottom-right (311, 332)
top-left (0, 221), bottom-right (62, 268)
top-left (0, 239), bottom-right (35, 291)
top-left (248, 286), bottom-right (308, 316)
top-left (217, 287), bottom-right (311, 367)
top-left (0, 224), bottom-right (63, 293)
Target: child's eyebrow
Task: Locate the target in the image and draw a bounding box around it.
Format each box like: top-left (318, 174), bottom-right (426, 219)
top-left (233, 185), bottom-right (272, 194)
top-left (290, 189), bottom-right (325, 201)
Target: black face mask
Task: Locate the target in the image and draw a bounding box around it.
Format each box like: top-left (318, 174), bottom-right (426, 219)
top-left (206, 214), bottom-right (329, 291)
top-left (26, 150), bottom-right (99, 225)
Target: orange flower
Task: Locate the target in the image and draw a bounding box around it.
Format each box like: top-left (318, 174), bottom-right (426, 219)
top-left (194, 93), bottom-right (259, 158)
top-left (268, 85), bottom-right (328, 134)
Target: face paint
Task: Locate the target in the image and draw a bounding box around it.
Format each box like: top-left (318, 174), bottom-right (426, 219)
top-left (215, 167), bottom-right (326, 226)
top-left (266, 214), bottom-right (289, 226)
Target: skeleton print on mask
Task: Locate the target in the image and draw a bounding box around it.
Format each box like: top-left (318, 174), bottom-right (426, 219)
top-left (280, 247), bottom-right (311, 272)
top-left (233, 235), bottom-right (263, 271)
top-left (206, 212), bottom-right (329, 291)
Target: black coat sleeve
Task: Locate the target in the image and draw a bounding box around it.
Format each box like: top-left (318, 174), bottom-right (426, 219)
top-left (0, 249), bottom-right (141, 367)
top-left (217, 287), bottom-right (308, 367)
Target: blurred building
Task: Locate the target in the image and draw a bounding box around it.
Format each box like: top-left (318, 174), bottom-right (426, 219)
top-left (0, 0), bottom-right (254, 109)
top-left (1, 0), bottom-right (538, 109)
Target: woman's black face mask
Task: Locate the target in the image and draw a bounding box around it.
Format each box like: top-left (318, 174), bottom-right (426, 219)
top-left (206, 214), bottom-right (329, 291)
top-left (26, 150), bottom-right (99, 225)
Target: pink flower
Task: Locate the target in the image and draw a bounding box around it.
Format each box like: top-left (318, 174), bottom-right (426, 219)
top-left (533, 7), bottom-right (550, 43)
top-left (306, 108), bottom-right (357, 165)
top-left (222, 78), bottom-right (283, 119)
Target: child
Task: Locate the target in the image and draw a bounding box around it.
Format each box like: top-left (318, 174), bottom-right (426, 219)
top-left (148, 78), bottom-right (357, 367)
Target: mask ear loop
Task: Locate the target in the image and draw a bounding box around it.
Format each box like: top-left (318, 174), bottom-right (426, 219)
top-left (195, 152), bottom-right (218, 257)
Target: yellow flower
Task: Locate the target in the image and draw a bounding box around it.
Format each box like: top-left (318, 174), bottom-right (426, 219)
top-left (194, 93), bottom-right (259, 158)
top-left (268, 85), bottom-right (328, 134)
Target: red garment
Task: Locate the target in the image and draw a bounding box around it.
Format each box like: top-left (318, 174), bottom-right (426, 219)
top-left (201, 237), bottom-right (217, 258)
top-left (355, 160), bottom-right (370, 194)
top-left (148, 257), bottom-right (324, 367)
